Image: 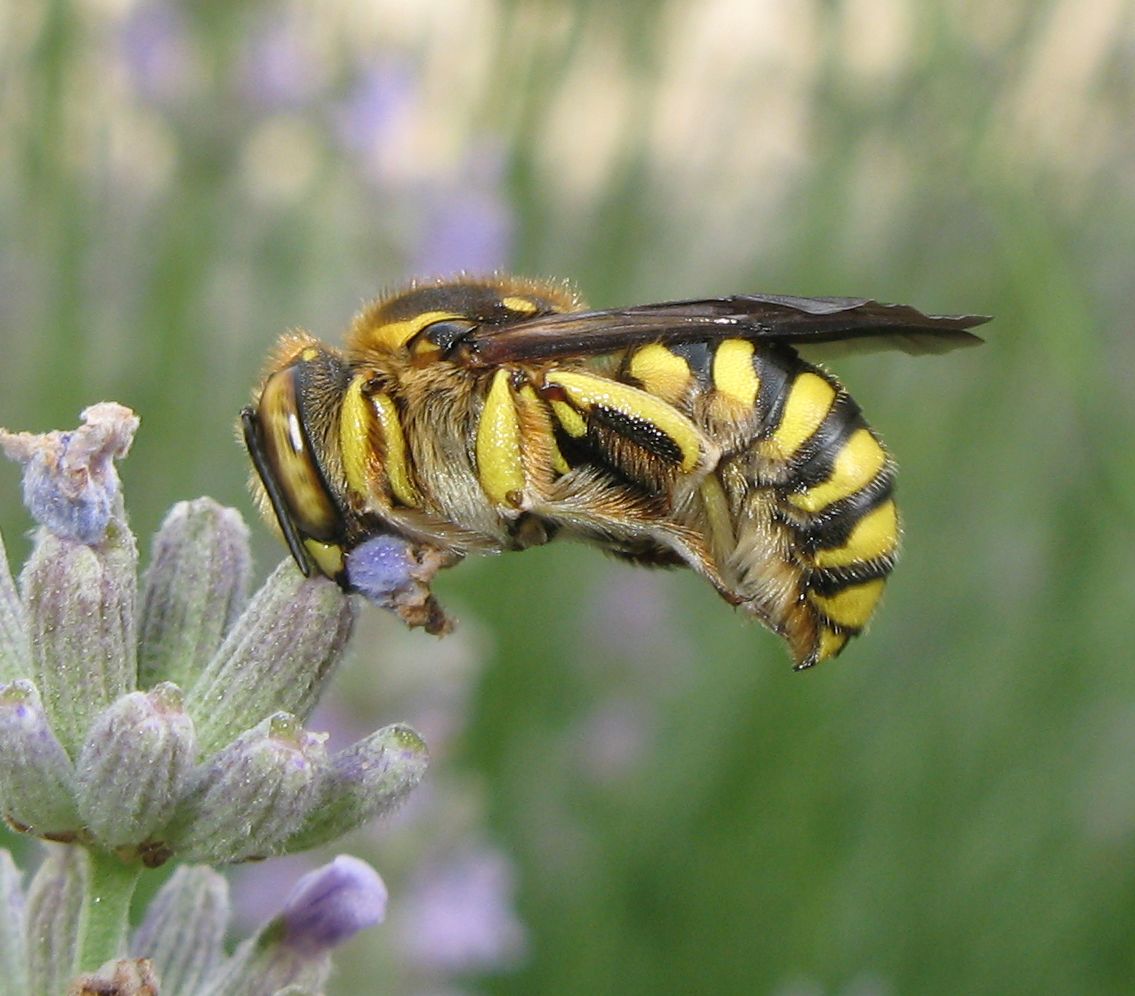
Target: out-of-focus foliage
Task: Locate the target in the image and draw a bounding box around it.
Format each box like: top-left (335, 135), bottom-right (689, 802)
top-left (2, 0), bottom-right (1133, 992)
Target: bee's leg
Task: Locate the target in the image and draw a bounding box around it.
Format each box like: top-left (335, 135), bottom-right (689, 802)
top-left (532, 469), bottom-right (737, 602)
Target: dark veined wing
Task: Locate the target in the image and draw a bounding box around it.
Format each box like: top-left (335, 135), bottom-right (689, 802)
top-left (453, 294), bottom-right (989, 368)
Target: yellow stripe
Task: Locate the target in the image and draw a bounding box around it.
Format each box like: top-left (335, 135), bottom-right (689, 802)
top-left (370, 392), bottom-right (419, 507)
top-left (712, 339), bottom-right (759, 406)
top-left (773, 372), bottom-right (836, 455)
top-left (551, 399), bottom-right (586, 438)
top-left (628, 344), bottom-right (691, 404)
top-left (502, 295), bottom-right (538, 314)
top-left (814, 499), bottom-right (898, 569)
top-left (789, 428), bottom-right (887, 513)
top-left (816, 627), bottom-right (850, 662)
top-left (545, 370), bottom-right (703, 472)
top-left (809, 578), bottom-right (886, 630)
top-left (368, 310), bottom-right (459, 351)
top-left (476, 369), bottom-right (525, 506)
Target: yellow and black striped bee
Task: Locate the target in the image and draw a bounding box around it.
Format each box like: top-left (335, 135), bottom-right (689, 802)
top-left (242, 276), bottom-right (986, 669)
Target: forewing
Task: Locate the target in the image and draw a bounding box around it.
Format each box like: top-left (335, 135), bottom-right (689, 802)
top-left (454, 295), bottom-right (989, 367)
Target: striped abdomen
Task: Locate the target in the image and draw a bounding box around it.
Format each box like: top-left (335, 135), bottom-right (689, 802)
top-left (621, 339), bottom-right (899, 668)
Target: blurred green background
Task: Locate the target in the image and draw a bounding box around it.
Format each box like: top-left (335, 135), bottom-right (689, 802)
top-left (2, 0), bottom-right (1134, 993)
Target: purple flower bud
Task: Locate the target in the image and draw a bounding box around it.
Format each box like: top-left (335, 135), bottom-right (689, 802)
top-left (280, 855), bottom-right (387, 955)
top-left (334, 62), bottom-right (417, 159)
top-left (240, 15), bottom-right (324, 110)
top-left (0, 403), bottom-right (138, 544)
top-left (0, 680), bottom-right (79, 838)
top-left (20, 521), bottom-right (138, 757)
top-left (25, 845), bottom-right (88, 995)
top-left (119, 1), bottom-right (198, 107)
top-left (131, 865), bottom-right (229, 993)
top-left (139, 499), bottom-right (252, 690)
top-left (75, 684), bottom-right (196, 852)
top-left (285, 724), bottom-right (429, 853)
top-left (185, 564), bottom-right (354, 757)
top-left (200, 857), bottom-right (385, 994)
top-left (412, 147), bottom-right (514, 276)
top-left (393, 845), bottom-right (526, 974)
top-left (167, 713), bottom-right (328, 865)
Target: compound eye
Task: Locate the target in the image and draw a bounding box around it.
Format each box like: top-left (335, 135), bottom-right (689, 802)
top-left (254, 365), bottom-right (342, 544)
top-left (409, 318), bottom-right (477, 357)
top-left (244, 346), bottom-right (351, 580)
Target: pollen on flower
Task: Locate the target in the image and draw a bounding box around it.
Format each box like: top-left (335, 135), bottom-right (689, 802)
top-left (345, 534), bottom-right (457, 636)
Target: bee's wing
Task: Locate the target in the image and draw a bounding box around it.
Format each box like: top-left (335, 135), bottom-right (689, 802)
top-left (456, 294), bottom-right (989, 368)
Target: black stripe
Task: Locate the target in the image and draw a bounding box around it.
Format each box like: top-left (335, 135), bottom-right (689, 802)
top-left (808, 557), bottom-right (896, 596)
top-left (786, 470), bottom-right (895, 551)
top-left (788, 393), bottom-right (866, 488)
top-left (752, 344), bottom-right (796, 437)
top-left (668, 341), bottom-right (713, 382)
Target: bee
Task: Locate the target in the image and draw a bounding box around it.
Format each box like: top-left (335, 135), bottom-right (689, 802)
top-left (241, 276), bottom-right (987, 669)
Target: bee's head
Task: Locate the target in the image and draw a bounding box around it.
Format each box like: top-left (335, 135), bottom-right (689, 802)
top-left (241, 338), bottom-right (351, 581)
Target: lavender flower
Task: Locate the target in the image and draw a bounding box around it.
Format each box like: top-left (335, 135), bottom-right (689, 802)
top-left (280, 855), bottom-right (388, 954)
top-left (0, 405), bottom-right (431, 989)
top-left (412, 147), bottom-right (515, 276)
top-left (118, 1), bottom-right (199, 108)
top-left (0, 402), bottom-right (136, 545)
top-left (200, 855), bottom-right (387, 996)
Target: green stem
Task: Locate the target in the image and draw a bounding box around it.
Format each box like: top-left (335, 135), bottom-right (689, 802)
top-left (77, 849), bottom-right (142, 973)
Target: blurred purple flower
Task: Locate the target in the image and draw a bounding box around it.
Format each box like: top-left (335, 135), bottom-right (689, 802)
top-left (582, 572), bottom-right (692, 685)
top-left (574, 696), bottom-right (653, 784)
top-left (119, 1), bottom-right (198, 106)
top-left (241, 16), bottom-right (324, 110)
top-left (394, 844), bottom-right (526, 975)
top-left (281, 855), bottom-right (388, 955)
top-left (412, 187), bottom-right (514, 277)
top-left (335, 63), bottom-right (418, 159)
top-left (413, 147), bottom-right (514, 276)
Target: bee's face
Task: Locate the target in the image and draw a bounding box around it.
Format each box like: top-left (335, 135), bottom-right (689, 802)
top-left (243, 276), bottom-right (986, 668)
